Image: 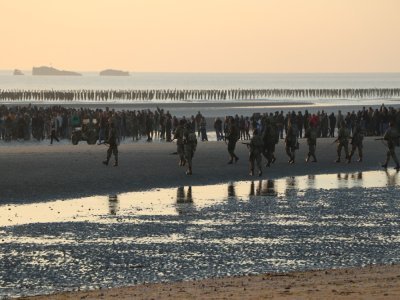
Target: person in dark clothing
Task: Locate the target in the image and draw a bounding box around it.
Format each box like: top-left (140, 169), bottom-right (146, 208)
top-left (226, 117), bottom-right (239, 164)
top-left (329, 113), bottom-right (336, 137)
top-left (103, 120), bottom-right (118, 167)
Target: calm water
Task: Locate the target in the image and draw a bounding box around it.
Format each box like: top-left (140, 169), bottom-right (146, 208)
top-left (1, 72), bottom-right (400, 90)
top-left (1, 170), bottom-right (400, 297)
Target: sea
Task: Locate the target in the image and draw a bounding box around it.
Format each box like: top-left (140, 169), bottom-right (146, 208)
top-left (1, 71), bottom-right (400, 92)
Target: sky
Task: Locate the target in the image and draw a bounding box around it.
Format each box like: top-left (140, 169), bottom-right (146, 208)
top-left (0, 0), bottom-right (399, 73)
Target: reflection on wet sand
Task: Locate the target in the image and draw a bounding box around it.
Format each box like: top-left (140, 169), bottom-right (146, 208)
top-left (0, 170), bottom-right (399, 227)
top-left (175, 186), bottom-right (195, 215)
top-left (108, 195), bottom-right (119, 215)
top-left (2, 170), bottom-right (400, 297)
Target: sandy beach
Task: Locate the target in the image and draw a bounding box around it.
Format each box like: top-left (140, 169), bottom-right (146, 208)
top-left (2, 126), bottom-right (400, 300)
top-left (23, 264), bottom-right (400, 299)
top-left (0, 136), bottom-right (391, 203)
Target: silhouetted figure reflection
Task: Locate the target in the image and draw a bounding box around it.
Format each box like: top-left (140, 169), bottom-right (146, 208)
top-left (108, 195), bottom-right (119, 215)
top-left (176, 186), bottom-right (194, 215)
top-left (385, 169), bottom-right (399, 186)
top-left (228, 182), bottom-right (236, 198)
top-left (263, 179), bottom-right (277, 197)
top-left (285, 176), bottom-right (297, 197)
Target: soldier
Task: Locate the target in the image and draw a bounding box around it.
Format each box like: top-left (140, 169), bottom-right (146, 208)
top-left (381, 121), bottom-right (400, 170)
top-left (183, 124), bottom-right (197, 175)
top-left (226, 117), bottom-right (239, 164)
top-left (247, 128), bottom-right (263, 176)
top-left (174, 119), bottom-right (186, 166)
top-left (304, 122), bottom-right (317, 162)
top-left (262, 118), bottom-right (277, 167)
top-left (103, 120), bottom-right (118, 167)
top-left (335, 121), bottom-right (350, 163)
top-left (348, 123), bottom-right (364, 163)
top-left (285, 118), bottom-right (298, 164)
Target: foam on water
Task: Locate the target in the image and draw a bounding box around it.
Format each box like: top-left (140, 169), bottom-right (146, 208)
top-left (1, 170), bottom-right (400, 297)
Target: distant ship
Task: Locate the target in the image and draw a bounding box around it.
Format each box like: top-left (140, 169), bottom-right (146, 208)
top-left (32, 66), bottom-right (82, 76)
top-left (99, 69), bottom-right (129, 76)
top-left (13, 69), bottom-right (24, 75)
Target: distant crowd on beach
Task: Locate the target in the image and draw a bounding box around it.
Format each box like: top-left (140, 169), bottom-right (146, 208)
top-left (1, 88), bottom-right (400, 102)
top-left (0, 104), bottom-right (400, 144)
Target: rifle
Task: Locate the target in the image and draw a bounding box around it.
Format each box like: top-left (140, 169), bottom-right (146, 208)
top-left (331, 138), bottom-right (338, 144)
top-left (241, 142), bottom-right (251, 147)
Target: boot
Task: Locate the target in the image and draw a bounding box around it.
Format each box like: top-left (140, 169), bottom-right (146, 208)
top-left (113, 161), bottom-right (118, 167)
top-left (103, 159), bottom-right (109, 166)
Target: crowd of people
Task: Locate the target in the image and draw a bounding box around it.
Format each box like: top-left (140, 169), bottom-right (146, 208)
top-left (1, 88), bottom-right (400, 102)
top-left (1, 104), bottom-right (400, 175)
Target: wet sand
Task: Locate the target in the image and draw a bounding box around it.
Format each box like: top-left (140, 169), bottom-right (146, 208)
top-left (2, 136), bottom-right (400, 299)
top-left (23, 264), bottom-right (400, 299)
top-left (0, 136), bottom-right (393, 203)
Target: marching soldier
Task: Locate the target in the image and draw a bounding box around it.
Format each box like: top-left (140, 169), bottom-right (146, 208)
top-left (183, 123), bottom-right (197, 175)
top-left (335, 121), bottom-right (350, 163)
top-left (262, 118), bottom-right (277, 167)
top-left (304, 122), bottom-right (317, 162)
top-left (348, 123), bottom-right (364, 163)
top-left (174, 119), bottom-right (186, 166)
top-left (381, 121), bottom-right (400, 170)
top-left (103, 119), bottom-right (118, 167)
top-left (226, 117), bottom-right (239, 164)
top-left (285, 119), bottom-right (298, 164)
top-left (247, 129), bottom-right (263, 176)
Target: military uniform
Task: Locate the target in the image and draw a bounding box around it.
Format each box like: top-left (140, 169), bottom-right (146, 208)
top-left (285, 123), bottom-right (298, 164)
top-left (305, 126), bottom-right (317, 162)
top-left (174, 124), bottom-right (185, 166)
top-left (336, 124), bottom-right (350, 162)
top-left (348, 125), bottom-right (364, 162)
top-left (382, 124), bottom-right (400, 169)
top-left (103, 123), bottom-right (118, 166)
top-left (226, 122), bottom-right (239, 164)
top-left (249, 131), bottom-right (263, 176)
top-left (183, 126), bottom-right (197, 175)
top-left (262, 123), bottom-right (278, 167)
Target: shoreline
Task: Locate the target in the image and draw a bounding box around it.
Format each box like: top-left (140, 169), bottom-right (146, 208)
top-left (21, 264), bottom-right (400, 299)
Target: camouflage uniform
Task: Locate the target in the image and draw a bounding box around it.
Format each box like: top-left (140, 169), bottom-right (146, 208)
top-left (348, 125), bottom-right (364, 162)
top-left (305, 126), bottom-right (317, 162)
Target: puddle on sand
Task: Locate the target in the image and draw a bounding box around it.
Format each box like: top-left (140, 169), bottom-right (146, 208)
top-left (1, 169), bottom-right (400, 298)
top-left (0, 170), bottom-right (398, 227)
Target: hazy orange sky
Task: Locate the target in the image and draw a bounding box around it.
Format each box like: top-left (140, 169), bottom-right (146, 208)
top-left (1, 0), bottom-right (399, 72)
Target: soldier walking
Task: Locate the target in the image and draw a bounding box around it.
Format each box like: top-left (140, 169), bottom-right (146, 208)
top-left (183, 124), bottom-right (197, 175)
top-left (247, 129), bottom-right (263, 176)
top-left (103, 120), bottom-right (118, 167)
top-left (304, 122), bottom-right (317, 162)
top-left (348, 123), bottom-right (364, 163)
top-left (226, 117), bottom-right (239, 164)
top-left (285, 119), bottom-right (298, 164)
top-left (335, 121), bottom-right (350, 163)
top-left (174, 119), bottom-right (186, 166)
top-left (381, 121), bottom-right (400, 170)
top-left (262, 119), bottom-right (277, 167)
